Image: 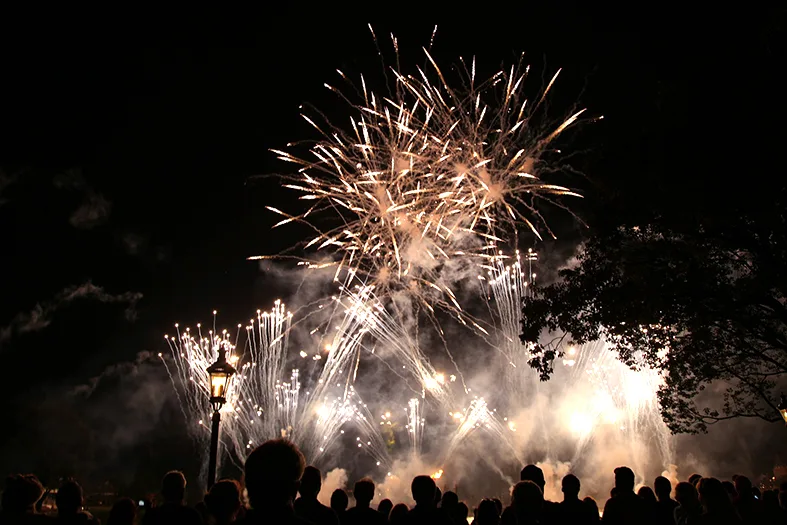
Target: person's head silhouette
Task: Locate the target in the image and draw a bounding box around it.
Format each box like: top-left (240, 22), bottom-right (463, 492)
top-left (107, 498), bottom-right (137, 525)
top-left (2, 474), bottom-right (44, 513)
top-left (353, 478), bottom-right (375, 508)
top-left (330, 489), bottom-right (348, 513)
top-left (411, 475), bottom-right (437, 507)
top-left (688, 474), bottom-right (702, 487)
top-left (520, 465), bottom-right (546, 493)
top-left (56, 479), bottom-right (84, 515)
top-left (734, 475), bottom-right (753, 499)
top-left (654, 476), bottom-right (672, 501)
top-left (512, 481), bottom-right (543, 519)
top-left (613, 467), bottom-right (635, 493)
top-left (377, 498), bottom-right (393, 517)
top-left (475, 499), bottom-right (500, 525)
top-left (561, 474), bottom-right (580, 500)
top-left (698, 477), bottom-right (732, 513)
top-left (441, 490), bottom-right (459, 511)
top-left (299, 466), bottom-right (322, 500)
top-left (389, 503), bottom-right (409, 524)
top-left (161, 471), bottom-right (187, 504)
top-left (205, 479), bottom-right (242, 525)
top-left (674, 481), bottom-right (699, 508)
top-left (583, 497), bottom-right (599, 518)
top-left (457, 502), bottom-right (469, 521)
top-left (244, 438), bottom-right (305, 510)
top-left (638, 486), bottom-right (657, 504)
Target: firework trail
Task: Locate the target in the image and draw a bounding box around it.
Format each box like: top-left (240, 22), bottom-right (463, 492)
top-left (443, 397), bottom-right (522, 465)
top-left (160, 28), bottom-right (676, 492)
top-left (161, 302), bottom-right (391, 469)
top-left (406, 397), bottom-right (425, 457)
top-left (561, 340), bottom-right (672, 472)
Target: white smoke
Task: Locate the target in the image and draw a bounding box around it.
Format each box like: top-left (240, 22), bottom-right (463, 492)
top-left (318, 468), bottom-right (349, 506)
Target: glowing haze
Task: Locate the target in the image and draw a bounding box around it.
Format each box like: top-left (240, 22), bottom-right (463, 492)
top-left (161, 27), bottom-right (671, 501)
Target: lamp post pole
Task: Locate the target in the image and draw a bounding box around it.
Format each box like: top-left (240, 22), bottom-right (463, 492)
top-left (207, 409), bottom-right (221, 490)
top-left (206, 347), bottom-right (236, 489)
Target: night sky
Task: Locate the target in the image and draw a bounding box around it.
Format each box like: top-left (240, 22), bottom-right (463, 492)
top-left (1, 6), bottom-right (785, 494)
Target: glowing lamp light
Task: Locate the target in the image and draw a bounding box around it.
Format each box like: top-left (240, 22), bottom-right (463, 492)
top-left (778, 394), bottom-right (787, 425)
top-left (207, 348), bottom-right (237, 412)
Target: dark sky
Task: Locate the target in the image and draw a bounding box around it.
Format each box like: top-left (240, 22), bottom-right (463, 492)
top-left (1, 6), bottom-right (785, 491)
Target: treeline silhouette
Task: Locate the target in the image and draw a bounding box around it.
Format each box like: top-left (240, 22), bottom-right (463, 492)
top-left (1, 438), bottom-right (782, 524)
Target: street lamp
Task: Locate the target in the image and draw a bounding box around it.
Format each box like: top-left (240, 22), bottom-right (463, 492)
top-left (206, 347), bottom-right (236, 488)
top-left (778, 394), bottom-right (787, 425)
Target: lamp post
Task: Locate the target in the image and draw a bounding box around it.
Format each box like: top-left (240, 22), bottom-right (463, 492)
top-left (206, 347), bottom-right (236, 488)
top-left (778, 394), bottom-right (787, 425)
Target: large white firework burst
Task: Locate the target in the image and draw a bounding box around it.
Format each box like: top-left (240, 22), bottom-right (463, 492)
top-left (254, 26), bottom-right (598, 306)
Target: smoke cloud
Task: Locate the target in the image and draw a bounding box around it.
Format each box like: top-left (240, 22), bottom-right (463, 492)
top-left (0, 282), bottom-right (142, 345)
top-left (318, 468), bottom-right (349, 506)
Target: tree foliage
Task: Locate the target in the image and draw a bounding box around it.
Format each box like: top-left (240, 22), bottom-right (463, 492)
top-left (521, 190), bottom-right (787, 433)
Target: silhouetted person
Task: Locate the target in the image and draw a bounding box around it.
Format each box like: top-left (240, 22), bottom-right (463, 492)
top-left (474, 499), bottom-right (500, 525)
top-left (389, 504), bottom-right (408, 525)
top-left (205, 480), bottom-right (242, 525)
top-left (501, 465), bottom-right (557, 525)
top-left (293, 467), bottom-right (338, 525)
top-left (441, 492), bottom-right (459, 517)
top-left (406, 476), bottom-right (451, 525)
top-left (557, 474), bottom-right (594, 525)
top-left (582, 497), bottom-right (600, 523)
top-left (512, 481), bottom-right (543, 525)
top-left (674, 482), bottom-right (701, 525)
top-left (442, 492), bottom-right (465, 525)
top-left (732, 476), bottom-right (761, 525)
top-left (491, 500), bottom-right (503, 517)
top-left (56, 480), bottom-right (99, 525)
top-left (107, 499), bottom-right (137, 525)
top-left (330, 490), bottom-right (348, 524)
top-left (721, 482), bottom-right (737, 502)
top-left (638, 486), bottom-right (658, 518)
top-left (654, 476), bottom-right (678, 525)
top-left (456, 503), bottom-right (468, 525)
top-left (142, 471), bottom-right (202, 525)
top-left (761, 490), bottom-right (785, 525)
top-left (0, 474), bottom-right (51, 525)
top-left (602, 467), bottom-right (650, 525)
top-left (377, 500), bottom-right (393, 520)
top-left (697, 478), bottom-right (741, 524)
top-left (235, 439), bottom-right (310, 525)
top-left (688, 475), bottom-right (702, 489)
top-left (344, 478), bottom-right (384, 525)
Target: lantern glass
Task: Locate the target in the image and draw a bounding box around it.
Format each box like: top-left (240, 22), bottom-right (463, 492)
top-left (210, 371), bottom-right (230, 399)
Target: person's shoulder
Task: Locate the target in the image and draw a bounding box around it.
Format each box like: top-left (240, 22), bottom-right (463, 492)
top-left (180, 506), bottom-right (203, 524)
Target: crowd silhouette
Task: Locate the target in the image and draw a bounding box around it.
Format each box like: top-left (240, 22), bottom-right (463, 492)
top-left (2, 438), bottom-right (785, 525)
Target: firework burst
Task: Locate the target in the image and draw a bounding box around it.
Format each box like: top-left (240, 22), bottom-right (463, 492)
top-left (254, 27), bottom-right (598, 311)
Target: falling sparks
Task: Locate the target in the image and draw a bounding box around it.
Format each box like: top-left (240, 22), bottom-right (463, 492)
top-left (253, 31), bottom-right (597, 311)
